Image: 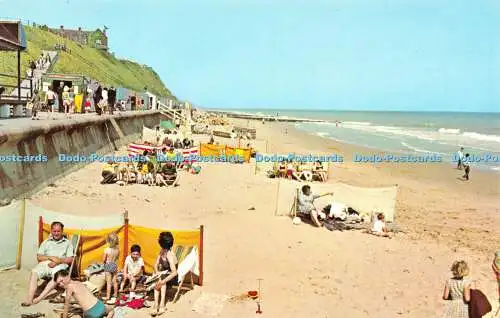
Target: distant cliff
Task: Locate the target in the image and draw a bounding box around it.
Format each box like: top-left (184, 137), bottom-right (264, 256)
top-left (0, 25), bottom-right (173, 97)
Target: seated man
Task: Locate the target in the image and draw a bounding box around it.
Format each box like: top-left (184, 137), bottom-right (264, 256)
top-left (53, 269), bottom-right (114, 318)
top-left (22, 221), bottom-right (74, 306)
top-left (156, 162), bottom-right (179, 186)
top-left (101, 160), bottom-right (117, 184)
top-left (297, 185), bottom-right (333, 227)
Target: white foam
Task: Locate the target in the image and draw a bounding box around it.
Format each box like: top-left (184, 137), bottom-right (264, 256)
top-left (343, 121), bottom-right (372, 126)
top-left (462, 132), bottom-right (500, 143)
top-left (400, 141), bottom-right (432, 153)
top-left (438, 128), bottom-right (460, 134)
top-left (400, 141), bottom-right (447, 155)
top-left (315, 132), bottom-right (329, 138)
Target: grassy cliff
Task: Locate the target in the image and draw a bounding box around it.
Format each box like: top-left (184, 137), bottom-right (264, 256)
top-left (0, 26), bottom-right (172, 97)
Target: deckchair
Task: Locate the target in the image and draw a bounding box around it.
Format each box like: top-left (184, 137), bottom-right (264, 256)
top-left (172, 246), bottom-right (198, 303)
top-left (68, 234), bottom-right (81, 278)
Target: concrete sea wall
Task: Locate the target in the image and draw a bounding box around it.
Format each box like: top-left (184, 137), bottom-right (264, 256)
top-left (0, 111), bottom-right (164, 200)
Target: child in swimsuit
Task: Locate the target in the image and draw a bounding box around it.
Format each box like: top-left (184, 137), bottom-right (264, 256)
top-left (150, 232), bottom-right (178, 317)
top-left (54, 269), bottom-right (113, 318)
top-left (103, 233), bottom-right (120, 304)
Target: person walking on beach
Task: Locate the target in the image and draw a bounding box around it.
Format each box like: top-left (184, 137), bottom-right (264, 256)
top-left (457, 147), bottom-right (465, 170)
top-left (442, 260), bottom-right (473, 318)
top-left (462, 153), bottom-right (471, 181)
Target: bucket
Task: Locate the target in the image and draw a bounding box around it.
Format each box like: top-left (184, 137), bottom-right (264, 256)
top-left (0, 105), bottom-right (11, 118)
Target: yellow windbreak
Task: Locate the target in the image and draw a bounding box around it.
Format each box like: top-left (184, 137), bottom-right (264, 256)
top-left (127, 225), bottom-right (201, 274)
top-left (42, 223), bottom-right (125, 275)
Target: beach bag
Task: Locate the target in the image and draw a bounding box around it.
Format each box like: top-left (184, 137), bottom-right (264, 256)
top-left (469, 289), bottom-right (492, 318)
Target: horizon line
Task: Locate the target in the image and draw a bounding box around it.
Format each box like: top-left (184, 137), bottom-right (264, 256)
top-left (198, 107), bottom-right (500, 114)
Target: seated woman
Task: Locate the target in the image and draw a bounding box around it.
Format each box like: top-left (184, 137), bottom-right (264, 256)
top-left (156, 162), bottom-right (179, 186)
top-left (313, 161), bottom-right (328, 182)
top-left (278, 161), bottom-right (287, 178)
top-left (286, 160), bottom-right (301, 181)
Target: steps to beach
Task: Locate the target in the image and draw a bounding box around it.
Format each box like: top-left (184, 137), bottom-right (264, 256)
top-left (3, 50), bottom-right (58, 118)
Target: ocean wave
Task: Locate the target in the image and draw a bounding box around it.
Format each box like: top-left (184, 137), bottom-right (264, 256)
top-left (342, 121), bottom-right (372, 126)
top-left (438, 128), bottom-right (460, 134)
top-left (342, 124), bottom-right (436, 141)
top-left (315, 132), bottom-right (329, 138)
top-left (462, 132), bottom-right (500, 143)
top-left (400, 142), bottom-right (447, 155)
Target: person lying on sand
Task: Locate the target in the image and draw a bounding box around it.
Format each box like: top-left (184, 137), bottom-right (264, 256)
top-left (54, 269), bottom-right (115, 318)
top-left (101, 161), bottom-right (118, 185)
top-left (298, 185), bottom-right (333, 227)
top-left (370, 213), bottom-right (391, 238)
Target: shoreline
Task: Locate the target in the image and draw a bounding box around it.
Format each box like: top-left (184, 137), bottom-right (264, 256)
top-left (213, 109), bottom-right (500, 173)
top-left (237, 118), bottom-right (499, 254)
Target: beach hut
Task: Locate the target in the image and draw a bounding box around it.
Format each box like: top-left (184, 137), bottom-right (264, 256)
top-left (145, 91), bottom-right (158, 110)
top-left (40, 73), bottom-right (90, 113)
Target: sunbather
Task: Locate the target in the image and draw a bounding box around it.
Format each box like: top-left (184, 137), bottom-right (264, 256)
top-left (150, 232), bottom-right (178, 316)
top-left (313, 161), bottom-right (328, 182)
top-left (101, 160), bottom-right (117, 184)
top-left (298, 185), bottom-right (333, 227)
top-left (54, 269), bottom-right (114, 318)
top-left (156, 162), bottom-right (179, 186)
top-left (286, 160), bottom-right (301, 181)
top-left (370, 213), bottom-right (391, 238)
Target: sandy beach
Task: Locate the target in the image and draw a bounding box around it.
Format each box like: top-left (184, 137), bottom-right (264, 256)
top-left (4, 118), bottom-right (499, 318)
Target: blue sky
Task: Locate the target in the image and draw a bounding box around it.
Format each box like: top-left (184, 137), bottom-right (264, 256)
top-left (1, 0), bottom-right (499, 112)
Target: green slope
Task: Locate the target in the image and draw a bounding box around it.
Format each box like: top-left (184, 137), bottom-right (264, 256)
top-left (0, 25), bottom-right (173, 97)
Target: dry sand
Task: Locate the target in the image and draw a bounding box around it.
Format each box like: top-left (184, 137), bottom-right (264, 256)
top-left (3, 118), bottom-right (499, 318)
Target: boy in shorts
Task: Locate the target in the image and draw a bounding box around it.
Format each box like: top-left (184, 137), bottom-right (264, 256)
top-left (54, 269), bottom-right (114, 318)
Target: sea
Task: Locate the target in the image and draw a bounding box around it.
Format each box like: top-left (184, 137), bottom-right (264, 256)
top-left (212, 109), bottom-right (500, 172)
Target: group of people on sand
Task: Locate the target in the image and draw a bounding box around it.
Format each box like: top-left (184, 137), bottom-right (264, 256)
top-left (22, 221), bottom-right (180, 317)
top-left (101, 148), bottom-right (201, 187)
top-left (273, 160), bottom-right (328, 182)
top-left (297, 185), bottom-right (391, 236)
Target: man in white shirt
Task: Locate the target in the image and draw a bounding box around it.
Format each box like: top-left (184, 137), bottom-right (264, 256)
top-left (297, 185), bottom-right (333, 227)
top-left (456, 147), bottom-right (464, 170)
top-left (22, 221), bottom-right (74, 306)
